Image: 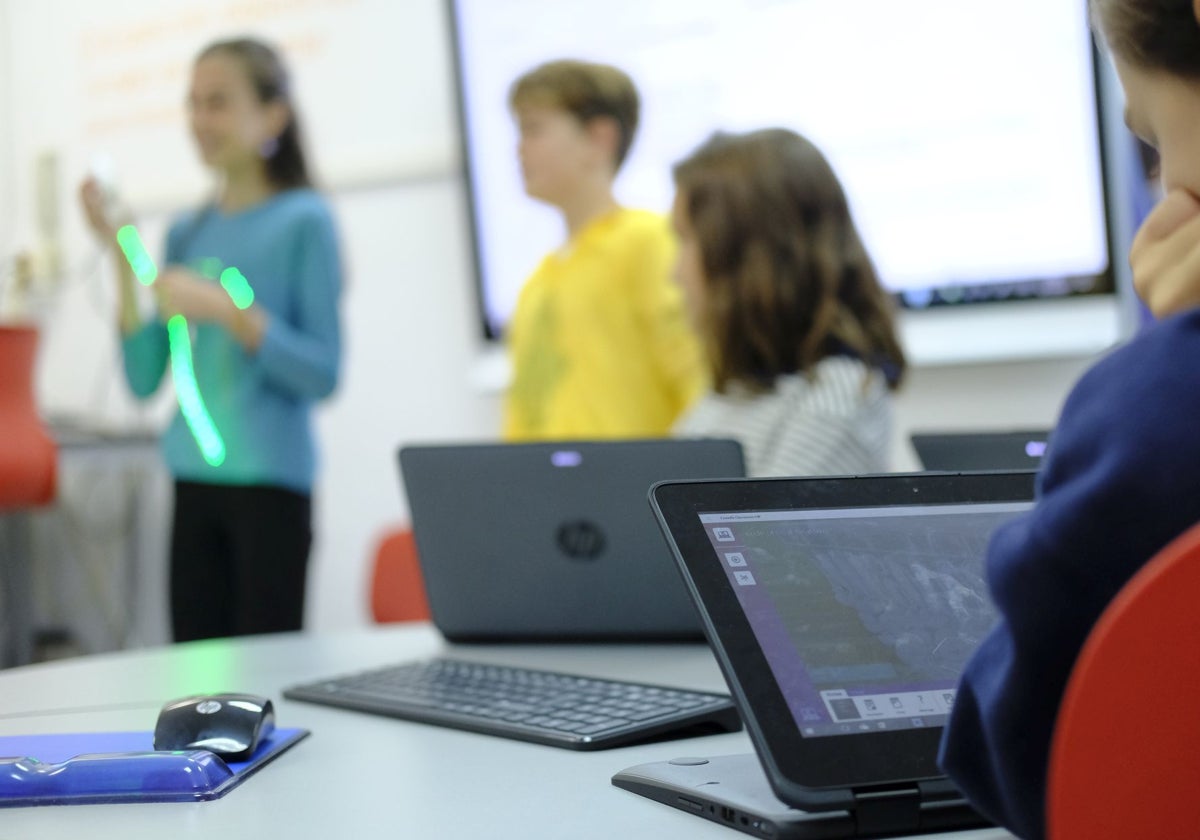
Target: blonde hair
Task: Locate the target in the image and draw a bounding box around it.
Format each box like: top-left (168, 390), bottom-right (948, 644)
top-left (509, 60), bottom-right (639, 169)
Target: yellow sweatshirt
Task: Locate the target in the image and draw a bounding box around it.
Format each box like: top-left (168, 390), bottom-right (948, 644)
top-left (504, 208), bottom-right (703, 440)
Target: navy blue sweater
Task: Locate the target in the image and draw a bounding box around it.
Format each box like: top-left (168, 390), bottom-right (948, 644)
top-left (939, 309), bottom-right (1200, 840)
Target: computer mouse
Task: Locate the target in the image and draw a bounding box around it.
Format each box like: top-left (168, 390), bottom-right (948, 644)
top-left (153, 693), bottom-right (275, 762)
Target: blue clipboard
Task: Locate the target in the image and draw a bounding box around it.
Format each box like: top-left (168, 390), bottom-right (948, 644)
top-left (0, 727), bottom-right (309, 807)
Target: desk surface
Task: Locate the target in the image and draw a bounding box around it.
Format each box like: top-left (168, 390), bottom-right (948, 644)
top-left (0, 625), bottom-right (1013, 840)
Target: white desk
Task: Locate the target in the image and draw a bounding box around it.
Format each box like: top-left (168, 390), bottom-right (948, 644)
top-left (0, 625), bottom-right (1014, 839)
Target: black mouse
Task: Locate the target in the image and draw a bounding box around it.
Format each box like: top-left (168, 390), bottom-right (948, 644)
top-left (153, 693), bottom-right (276, 762)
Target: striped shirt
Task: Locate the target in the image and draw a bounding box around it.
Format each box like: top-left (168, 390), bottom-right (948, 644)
top-left (673, 356), bottom-right (892, 477)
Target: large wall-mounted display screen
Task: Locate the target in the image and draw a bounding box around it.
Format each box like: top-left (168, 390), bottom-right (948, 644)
top-left (449, 0), bottom-right (1112, 339)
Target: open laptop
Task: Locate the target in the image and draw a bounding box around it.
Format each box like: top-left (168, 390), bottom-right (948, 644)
top-left (397, 439), bottom-right (745, 642)
top-left (613, 471), bottom-right (1037, 838)
top-left (910, 429), bottom-right (1052, 472)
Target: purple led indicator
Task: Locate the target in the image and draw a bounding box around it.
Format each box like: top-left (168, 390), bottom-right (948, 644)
top-left (551, 451), bottom-right (583, 467)
top-left (1025, 441), bottom-right (1047, 458)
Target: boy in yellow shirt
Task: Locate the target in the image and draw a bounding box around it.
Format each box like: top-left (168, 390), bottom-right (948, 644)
top-left (503, 60), bottom-right (703, 440)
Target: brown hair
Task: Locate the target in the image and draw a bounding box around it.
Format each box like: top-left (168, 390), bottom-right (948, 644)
top-left (509, 60), bottom-right (639, 170)
top-left (198, 37), bottom-right (313, 189)
top-left (674, 129), bottom-right (906, 393)
top-left (1090, 0), bottom-right (1200, 77)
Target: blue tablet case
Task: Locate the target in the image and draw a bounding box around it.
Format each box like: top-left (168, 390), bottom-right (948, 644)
top-left (0, 727), bottom-right (309, 807)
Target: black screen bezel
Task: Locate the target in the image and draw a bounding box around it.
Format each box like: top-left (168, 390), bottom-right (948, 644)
top-left (650, 471), bottom-right (1037, 808)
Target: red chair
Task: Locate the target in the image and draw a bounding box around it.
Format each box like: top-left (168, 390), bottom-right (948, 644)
top-left (1047, 520), bottom-right (1200, 839)
top-left (369, 526), bottom-right (431, 623)
top-left (1, 325), bottom-right (58, 666)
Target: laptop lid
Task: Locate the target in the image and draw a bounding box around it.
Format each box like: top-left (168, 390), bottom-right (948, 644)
top-left (910, 430), bottom-right (1051, 472)
top-left (644, 472), bottom-right (1036, 815)
top-left (398, 438), bottom-right (745, 642)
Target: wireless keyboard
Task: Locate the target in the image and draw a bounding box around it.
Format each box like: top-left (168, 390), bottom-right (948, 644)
top-left (283, 657), bottom-right (742, 750)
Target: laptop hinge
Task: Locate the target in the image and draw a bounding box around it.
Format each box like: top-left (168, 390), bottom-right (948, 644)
top-left (916, 777), bottom-right (962, 802)
top-left (851, 786), bottom-right (922, 836)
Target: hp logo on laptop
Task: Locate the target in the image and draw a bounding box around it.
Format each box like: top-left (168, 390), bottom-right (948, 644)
top-left (556, 520), bottom-right (606, 560)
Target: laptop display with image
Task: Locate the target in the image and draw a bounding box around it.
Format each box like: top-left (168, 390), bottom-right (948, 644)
top-left (398, 438), bottom-right (745, 642)
top-left (614, 471), bottom-right (1036, 838)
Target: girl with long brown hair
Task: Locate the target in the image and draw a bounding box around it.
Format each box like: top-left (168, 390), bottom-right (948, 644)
top-left (671, 128), bottom-right (906, 476)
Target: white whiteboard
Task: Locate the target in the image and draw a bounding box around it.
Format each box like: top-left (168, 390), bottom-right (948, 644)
top-left (8, 0), bottom-right (457, 211)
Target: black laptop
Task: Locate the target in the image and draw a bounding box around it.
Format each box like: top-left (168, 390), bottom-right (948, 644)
top-left (910, 430), bottom-right (1052, 472)
top-left (613, 471), bottom-right (1037, 838)
top-left (398, 438), bottom-right (745, 642)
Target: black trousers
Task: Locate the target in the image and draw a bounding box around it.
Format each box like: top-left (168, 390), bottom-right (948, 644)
top-left (170, 481), bottom-right (312, 642)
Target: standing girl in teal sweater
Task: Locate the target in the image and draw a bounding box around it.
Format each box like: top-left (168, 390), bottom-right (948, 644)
top-left (80, 38), bottom-right (342, 641)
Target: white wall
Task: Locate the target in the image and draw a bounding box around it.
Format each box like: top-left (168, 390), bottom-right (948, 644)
top-left (308, 179), bottom-right (501, 631)
top-left (0, 1), bottom-right (14, 269)
top-left (2, 0), bottom-right (1123, 637)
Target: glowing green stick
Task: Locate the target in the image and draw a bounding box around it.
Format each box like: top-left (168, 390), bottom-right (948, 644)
top-left (220, 267), bottom-right (255, 309)
top-left (116, 225), bottom-right (157, 286)
top-left (166, 314), bottom-right (226, 465)
top-left (115, 224), bottom-right (250, 468)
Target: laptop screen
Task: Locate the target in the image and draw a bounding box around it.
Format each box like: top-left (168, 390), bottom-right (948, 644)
top-left (699, 500), bottom-right (1032, 738)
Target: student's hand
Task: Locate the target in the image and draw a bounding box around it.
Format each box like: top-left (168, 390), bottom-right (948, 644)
top-left (156, 268), bottom-right (236, 325)
top-left (78, 177), bottom-right (118, 243)
top-left (1129, 189), bottom-right (1200, 318)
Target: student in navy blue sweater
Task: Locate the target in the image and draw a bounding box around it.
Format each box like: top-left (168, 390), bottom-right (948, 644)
top-left (939, 3), bottom-right (1200, 838)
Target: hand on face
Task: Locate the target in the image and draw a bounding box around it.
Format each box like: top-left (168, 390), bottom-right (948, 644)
top-left (156, 267), bottom-right (234, 324)
top-left (1130, 190), bottom-right (1200, 318)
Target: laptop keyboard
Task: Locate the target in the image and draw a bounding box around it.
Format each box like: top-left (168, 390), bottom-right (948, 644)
top-left (283, 658), bottom-right (742, 750)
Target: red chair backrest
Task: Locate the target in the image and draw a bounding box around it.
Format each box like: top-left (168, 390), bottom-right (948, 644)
top-left (1047, 520), bottom-right (1200, 839)
top-left (0, 325), bottom-right (56, 508)
top-left (369, 527), bottom-right (431, 623)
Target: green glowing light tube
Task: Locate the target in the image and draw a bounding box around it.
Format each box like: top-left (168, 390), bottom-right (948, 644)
top-left (116, 225), bottom-right (157, 286)
top-left (114, 225), bottom-right (249, 468)
top-left (219, 267), bottom-right (255, 310)
top-left (166, 315), bottom-right (226, 466)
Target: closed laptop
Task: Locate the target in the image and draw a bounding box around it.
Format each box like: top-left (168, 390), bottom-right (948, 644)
top-left (911, 430), bottom-right (1052, 472)
top-left (398, 438), bottom-right (745, 642)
